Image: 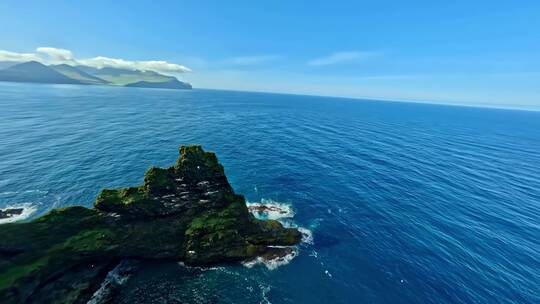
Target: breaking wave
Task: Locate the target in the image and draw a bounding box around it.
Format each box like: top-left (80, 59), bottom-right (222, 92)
top-left (0, 203), bottom-right (37, 224)
top-left (244, 199), bottom-right (314, 270)
top-left (242, 247), bottom-right (299, 270)
top-left (246, 199), bottom-right (295, 220)
top-left (177, 262), bottom-right (225, 272)
top-left (87, 260), bottom-right (139, 304)
top-left (298, 227), bottom-right (314, 245)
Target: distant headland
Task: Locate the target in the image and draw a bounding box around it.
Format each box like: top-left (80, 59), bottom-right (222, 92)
top-left (0, 61), bottom-right (192, 90)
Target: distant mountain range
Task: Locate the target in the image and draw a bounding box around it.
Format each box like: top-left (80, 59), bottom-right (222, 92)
top-left (0, 61), bottom-right (192, 90)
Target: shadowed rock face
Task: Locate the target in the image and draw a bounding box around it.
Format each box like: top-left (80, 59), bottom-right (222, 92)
top-left (0, 145), bottom-right (301, 303)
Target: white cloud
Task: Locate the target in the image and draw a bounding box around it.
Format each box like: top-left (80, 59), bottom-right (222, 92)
top-left (308, 51), bottom-right (376, 66)
top-left (36, 47), bottom-right (74, 62)
top-left (137, 60), bottom-right (191, 73)
top-left (0, 47), bottom-right (191, 73)
top-left (78, 56), bottom-right (191, 73)
top-left (222, 55), bottom-right (278, 66)
top-left (0, 50), bottom-right (40, 62)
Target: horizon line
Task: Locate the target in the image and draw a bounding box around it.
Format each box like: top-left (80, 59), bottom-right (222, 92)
top-left (0, 80), bottom-right (538, 113)
top-left (193, 87), bottom-right (540, 113)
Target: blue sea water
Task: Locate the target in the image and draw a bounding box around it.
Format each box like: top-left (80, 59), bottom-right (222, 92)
top-left (0, 82), bottom-right (539, 303)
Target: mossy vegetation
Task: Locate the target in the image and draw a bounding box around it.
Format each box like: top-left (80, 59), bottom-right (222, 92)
top-left (144, 167), bottom-right (176, 193)
top-left (0, 257), bottom-right (50, 289)
top-left (94, 185), bottom-right (159, 216)
top-left (0, 145), bottom-right (301, 303)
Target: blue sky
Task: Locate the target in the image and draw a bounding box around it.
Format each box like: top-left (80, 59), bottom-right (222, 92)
top-left (0, 1), bottom-right (539, 109)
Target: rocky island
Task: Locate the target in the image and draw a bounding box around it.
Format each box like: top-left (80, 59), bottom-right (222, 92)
top-left (0, 145), bottom-right (301, 303)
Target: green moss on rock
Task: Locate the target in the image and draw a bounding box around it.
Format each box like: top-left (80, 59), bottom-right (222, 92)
top-left (0, 145), bottom-right (302, 303)
top-left (144, 167), bottom-right (176, 194)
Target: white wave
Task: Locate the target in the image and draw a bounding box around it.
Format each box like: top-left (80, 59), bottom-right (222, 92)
top-left (0, 191), bottom-right (17, 196)
top-left (87, 260), bottom-right (138, 304)
top-left (298, 227), bottom-right (314, 245)
top-left (277, 221), bottom-right (313, 246)
top-left (242, 247), bottom-right (298, 270)
top-left (243, 198), bottom-right (315, 270)
top-left (0, 203), bottom-right (37, 224)
top-left (260, 284), bottom-right (272, 304)
top-left (246, 199), bottom-right (294, 220)
top-left (177, 262), bottom-right (225, 272)
top-left (246, 199), bottom-right (314, 244)
top-left (0, 190), bottom-right (48, 196)
top-left (23, 190), bottom-right (48, 194)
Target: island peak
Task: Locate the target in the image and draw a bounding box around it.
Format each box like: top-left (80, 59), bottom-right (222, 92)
top-left (0, 145), bottom-right (301, 303)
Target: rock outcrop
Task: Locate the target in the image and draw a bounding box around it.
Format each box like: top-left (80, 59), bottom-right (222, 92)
top-left (0, 145), bottom-right (301, 303)
top-left (0, 208), bottom-right (23, 220)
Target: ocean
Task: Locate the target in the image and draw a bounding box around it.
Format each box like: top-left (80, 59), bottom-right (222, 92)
top-left (0, 82), bottom-right (539, 303)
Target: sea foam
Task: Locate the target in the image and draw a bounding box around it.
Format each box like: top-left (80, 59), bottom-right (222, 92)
top-left (246, 198), bottom-right (295, 220)
top-left (242, 247), bottom-right (299, 270)
top-left (0, 203), bottom-right (37, 224)
top-left (244, 199), bottom-right (314, 270)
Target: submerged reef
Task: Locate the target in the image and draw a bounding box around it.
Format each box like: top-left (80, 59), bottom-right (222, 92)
top-left (0, 145), bottom-right (301, 303)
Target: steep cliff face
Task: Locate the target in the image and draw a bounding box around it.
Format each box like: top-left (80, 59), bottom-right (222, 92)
top-left (0, 145), bottom-right (301, 303)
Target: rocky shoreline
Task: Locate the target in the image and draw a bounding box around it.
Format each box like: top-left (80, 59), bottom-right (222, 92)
top-left (0, 145), bottom-right (302, 303)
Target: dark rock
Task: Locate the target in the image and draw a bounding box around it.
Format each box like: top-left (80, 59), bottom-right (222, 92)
top-left (87, 259), bottom-right (140, 304)
top-left (0, 145), bottom-right (301, 303)
top-left (259, 246), bottom-right (296, 261)
top-left (26, 260), bottom-right (117, 304)
top-left (0, 208), bottom-right (23, 219)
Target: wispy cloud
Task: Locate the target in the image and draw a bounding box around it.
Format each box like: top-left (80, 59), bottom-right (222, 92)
top-left (308, 51), bottom-right (376, 66)
top-left (0, 47), bottom-right (191, 73)
top-left (36, 47), bottom-right (74, 62)
top-left (222, 55), bottom-right (279, 66)
top-left (77, 57), bottom-right (191, 73)
top-left (0, 50), bottom-right (41, 62)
